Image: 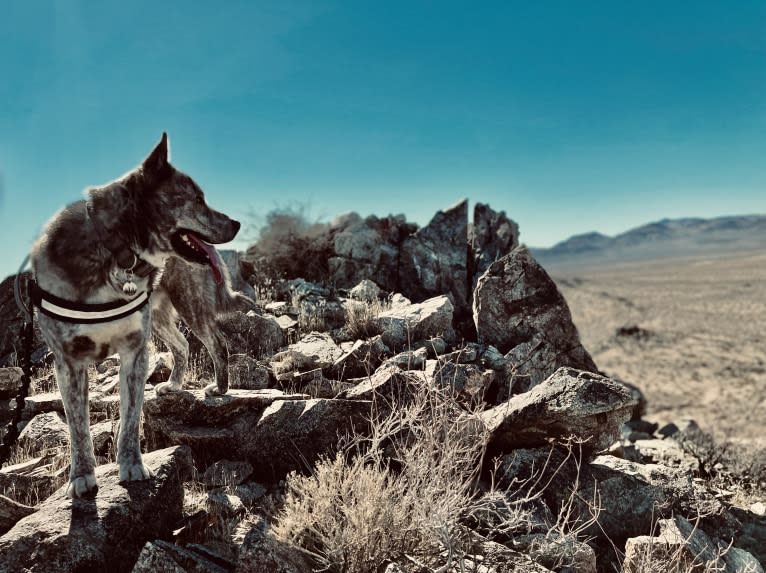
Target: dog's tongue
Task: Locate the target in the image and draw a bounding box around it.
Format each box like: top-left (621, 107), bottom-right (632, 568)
top-left (188, 234), bottom-right (223, 284)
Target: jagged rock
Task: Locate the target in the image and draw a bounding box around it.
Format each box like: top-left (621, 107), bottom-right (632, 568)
top-left (384, 347), bottom-right (428, 371)
top-left (239, 398), bottom-right (373, 483)
top-left (423, 359), bottom-right (494, 401)
top-left (375, 295), bottom-right (455, 350)
top-left (623, 515), bottom-right (764, 573)
top-left (348, 279), bottom-right (383, 302)
top-left (0, 367), bottom-right (22, 399)
top-left (237, 518), bottom-right (313, 573)
top-left (272, 332), bottom-right (344, 378)
top-left (469, 202), bottom-right (519, 290)
top-left (340, 363), bottom-right (422, 402)
top-left (217, 311), bottom-right (285, 359)
top-left (332, 335), bottom-right (390, 378)
top-left (328, 213), bottom-right (415, 293)
top-left (481, 368), bottom-right (637, 457)
top-left (0, 495), bottom-right (35, 536)
top-left (400, 199), bottom-right (470, 328)
top-left (288, 279), bottom-right (345, 331)
top-left (473, 247), bottom-right (598, 389)
top-left (0, 454), bottom-right (63, 504)
top-left (229, 355), bottom-right (271, 390)
top-left (133, 539), bottom-right (234, 573)
top-left (0, 446), bottom-right (193, 573)
top-left (207, 489), bottom-right (244, 518)
top-left (202, 460), bottom-right (253, 487)
top-left (17, 411), bottom-right (69, 453)
top-left (143, 389), bottom-right (306, 468)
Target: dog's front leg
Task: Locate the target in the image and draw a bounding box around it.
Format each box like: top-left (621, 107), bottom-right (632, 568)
top-left (55, 360), bottom-right (98, 498)
top-left (116, 340), bottom-right (152, 483)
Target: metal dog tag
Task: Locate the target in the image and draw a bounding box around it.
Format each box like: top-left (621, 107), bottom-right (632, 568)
top-left (122, 270), bottom-right (137, 296)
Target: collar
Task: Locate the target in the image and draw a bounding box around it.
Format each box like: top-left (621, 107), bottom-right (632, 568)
top-left (29, 280), bottom-right (152, 324)
top-left (85, 201), bottom-right (155, 278)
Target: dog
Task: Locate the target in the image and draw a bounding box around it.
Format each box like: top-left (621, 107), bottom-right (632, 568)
top-left (30, 133), bottom-right (248, 497)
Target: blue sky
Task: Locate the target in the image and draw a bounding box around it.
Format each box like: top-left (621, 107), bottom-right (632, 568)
top-left (1, 1), bottom-right (764, 279)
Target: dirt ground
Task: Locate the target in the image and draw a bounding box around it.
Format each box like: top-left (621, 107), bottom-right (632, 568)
top-left (548, 250), bottom-right (766, 445)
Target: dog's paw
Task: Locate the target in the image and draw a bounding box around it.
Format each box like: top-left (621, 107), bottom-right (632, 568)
top-left (66, 473), bottom-right (97, 498)
top-left (203, 382), bottom-right (228, 397)
top-left (119, 462), bottom-right (153, 482)
top-left (155, 381), bottom-right (182, 395)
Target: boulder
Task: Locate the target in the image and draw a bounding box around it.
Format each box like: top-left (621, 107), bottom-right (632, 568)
top-left (328, 213), bottom-right (415, 293)
top-left (340, 363), bottom-right (422, 403)
top-left (17, 411), bottom-right (69, 453)
top-left (332, 335), bottom-right (390, 378)
top-left (288, 279), bottom-right (345, 331)
top-left (0, 446), bottom-right (193, 573)
top-left (423, 359), bottom-right (494, 401)
top-left (143, 389), bottom-right (306, 467)
top-left (0, 495), bottom-right (35, 536)
top-left (0, 367), bottom-right (23, 400)
top-left (271, 332), bottom-right (344, 379)
top-left (133, 539), bottom-right (234, 573)
top-left (228, 355), bottom-right (271, 390)
top-left (623, 515), bottom-right (764, 573)
top-left (375, 295), bottom-right (455, 350)
top-left (400, 199), bottom-right (470, 328)
top-left (216, 311), bottom-right (285, 359)
top-left (348, 279), bottom-right (383, 302)
top-left (473, 247), bottom-right (598, 389)
top-left (237, 518), bottom-right (313, 573)
top-left (481, 368), bottom-right (637, 457)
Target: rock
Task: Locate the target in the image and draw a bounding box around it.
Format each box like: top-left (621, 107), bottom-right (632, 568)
top-left (91, 420), bottom-right (114, 458)
top-left (143, 389), bottom-right (307, 467)
top-left (21, 391), bottom-right (66, 420)
top-left (384, 348), bottom-right (428, 371)
top-left (328, 213), bottom-right (416, 294)
top-left (348, 279), bottom-right (383, 302)
top-left (237, 518), bottom-right (313, 573)
top-left (229, 355), bottom-right (271, 390)
top-left (239, 398), bottom-right (373, 483)
top-left (332, 335), bottom-right (390, 378)
top-left (473, 247), bottom-right (598, 389)
top-left (623, 515), bottom-right (764, 573)
top-left (423, 360), bottom-right (494, 401)
top-left (375, 295), bottom-right (455, 350)
top-left (233, 482), bottom-right (267, 506)
top-left (510, 533), bottom-right (596, 573)
top-left (0, 454), bottom-right (63, 505)
top-left (288, 279), bottom-right (345, 331)
top-left (0, 495), bottom-right (35, 536)
top-left (621, 419), bottom-right (659, 442)
top-left (729, 506), bottom-right (766, 565)
top-left (206, 489), bottom-right (245, 518)
top-left (217, 311), bottom-right (285, 359)
top-left (400, 199), bottom-right (470, 330)
top-left (146, 352), bottom-right (173, 384)
top-left (133, 539), bottom-right (234, 573)
top-left (481, 368), bottom-right (637, 457)
top-left (202, 460), bottom-right (254, 487)
top-left (272, 332), bottom-right (344, 377)
top-left (340, 363), bottom-right (422, 402)
top-left (0, 273), bottom-right (48, 367)
top-left (17, 411), bottom-right (69, 453)
top-left (0, 367), bottom-right (23, 399)
top-left (469, 202), bottom-right (519, 291)
top-left (0, 446), bottom-right (193, 573)
top-left (632, 438), bottom-right (700, 472)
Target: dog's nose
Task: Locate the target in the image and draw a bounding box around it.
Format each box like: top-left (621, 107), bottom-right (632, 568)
top-left (232, 220), bottom-right (241, 234)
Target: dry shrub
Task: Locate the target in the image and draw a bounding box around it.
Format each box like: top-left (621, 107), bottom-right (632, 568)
top-left (343, 299), bottom-right (387, 341)
top-left (246, 206), bottom-right (332, 283)
top-left (273, 378), bottom-right (488, 572)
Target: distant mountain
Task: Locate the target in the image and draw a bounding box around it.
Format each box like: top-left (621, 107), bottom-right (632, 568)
top-left (530, 214), bottom-right (766, 267)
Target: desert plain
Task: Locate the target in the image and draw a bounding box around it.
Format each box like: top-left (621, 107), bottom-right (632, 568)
top-left (548, 250), bottom-right (766, 446)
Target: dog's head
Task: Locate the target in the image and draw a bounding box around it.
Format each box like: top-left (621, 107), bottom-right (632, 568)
top-left (90, 133), bottom-right (240, 276)
top-left (131, 133), bottom-right (241, 271)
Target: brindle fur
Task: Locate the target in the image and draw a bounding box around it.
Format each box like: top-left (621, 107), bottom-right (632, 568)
top-left (30, 133), bottom-right (249, 498)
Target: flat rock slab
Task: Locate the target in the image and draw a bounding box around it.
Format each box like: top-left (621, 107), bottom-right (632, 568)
top-left (481, 367), bottom-right (637, 457)
top-left (0, 445), bottom-right (193, 573)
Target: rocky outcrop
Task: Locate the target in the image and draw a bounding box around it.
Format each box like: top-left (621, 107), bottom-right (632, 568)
top-left (0, 446), bottom-right (192, 573)
top-left (375, 294), bottom-right (455, 350)
top-left (470, 202), bottom-right (519, 290)
top-left (400, 200), bottom-right (470, 325)
top-left (473, 247), bottom-right (598, 390)
top-left (482, 368), bottom-right (636, 457)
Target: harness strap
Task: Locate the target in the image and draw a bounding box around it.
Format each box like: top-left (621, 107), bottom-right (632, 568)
top-left (29, 281), bottom-right (152, 324)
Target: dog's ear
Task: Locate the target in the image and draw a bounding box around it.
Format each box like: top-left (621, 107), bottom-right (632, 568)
top-left (143, 132), bottom-right (171, 177)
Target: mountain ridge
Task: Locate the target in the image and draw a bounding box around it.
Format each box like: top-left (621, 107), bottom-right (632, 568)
top-left (530, 214), bottom-right (766, 267)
